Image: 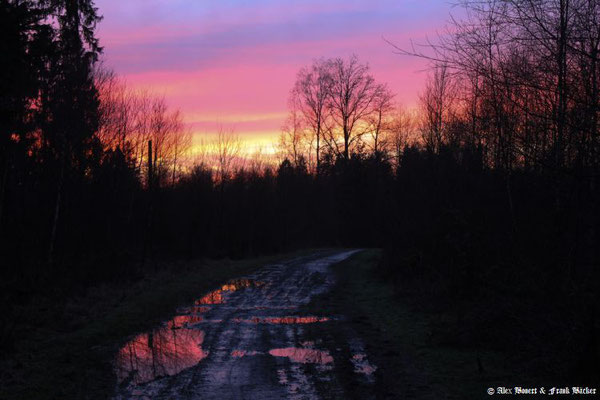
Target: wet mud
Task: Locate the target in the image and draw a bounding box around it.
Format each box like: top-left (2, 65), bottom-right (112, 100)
top-left (113, 250), bottom-right (378, 399)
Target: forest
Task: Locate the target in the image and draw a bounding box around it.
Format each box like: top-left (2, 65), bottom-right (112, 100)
top-left (1, 0), bottom-right (599, 393)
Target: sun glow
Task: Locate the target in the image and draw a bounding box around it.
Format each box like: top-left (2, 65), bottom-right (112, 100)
top-left (189, 130), bottom-right (281, 162)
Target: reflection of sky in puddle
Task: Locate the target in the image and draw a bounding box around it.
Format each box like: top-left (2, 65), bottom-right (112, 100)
top-left (269, 347), bottom-right (334, 364)
top-left (115, 278), bottom-right (263, 385)
top-left (231, 349), bottom-right (261, 358)
top-left (195, 290), bottom-right (223, 305)
top-left (232, 316), bottom-right (329, 324)
top-left (115, 325), bottom-right (208, 385)
top-left (347, 338), bottom-right (377, 378)
top-left (195, 279), bottom-right (264, 305)
top-left (167, 314), bottom-right (204, 328)
top-left (114, 276), bottom-right (338, 388)
top-left (351, 353), bottom-right (377, 376)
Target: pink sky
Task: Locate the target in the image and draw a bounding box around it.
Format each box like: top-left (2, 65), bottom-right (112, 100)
top-left (95, 0), bottom-right (457, 150)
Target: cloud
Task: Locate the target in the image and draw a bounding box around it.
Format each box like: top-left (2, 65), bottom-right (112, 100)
top-left (95, 0), bottom-right (451, 148)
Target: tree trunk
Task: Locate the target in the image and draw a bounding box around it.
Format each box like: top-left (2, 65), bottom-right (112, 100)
top-left (316, 125), bottom-right (321, 174)
top-left (48, 152), bottom-right (66, 266)
top-left (141, 140), bottom-right (154, 267)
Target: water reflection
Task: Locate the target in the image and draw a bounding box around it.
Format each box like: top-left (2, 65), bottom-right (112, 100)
top-left (221, 278), bottom-right (265, 291)
top-left (269, 347), bottom-right (334, 364)
top-left (351, 353), bottom-right (377, 376)
top-left (195, 279), bottom-right (264, 305)
top-left (231, 349), bottom-right (261, 358)
top-left (116, 278), bottom-right (266, 385)
top-left (116, 322), bottom-right (208, 385)
top-left (232, 316), bottom-right (329, 324)
top-left (195, 290), bottom-right (224, 305)
top-left (167, 314), bottom-right (204, 329)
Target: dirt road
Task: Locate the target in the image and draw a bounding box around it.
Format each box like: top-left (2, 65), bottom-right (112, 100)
top-left (113, 250), bottom-right (378, 399)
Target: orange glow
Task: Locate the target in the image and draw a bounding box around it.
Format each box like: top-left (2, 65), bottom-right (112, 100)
top-left (189, 131), bottom-right (280, 159)
top-left (195, 290), bottom-right (224, 305)
top-left (194, 278), bottom-right (265, 305)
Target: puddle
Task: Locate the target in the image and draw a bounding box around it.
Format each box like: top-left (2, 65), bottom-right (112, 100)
top-left (221, 278), bottom-right (265, 291)
top-left (115, 278), bottom-right (266, 385)
top-left (231, 349), bottom-right (261, 358)
top-left (167, 314), bottom-right (204, 329)
top-left (351, 353), bottom-right (377, 376)
top-left (232, 316), bottom-right (329, 324)
top-left (195, 278), bottom-right (264, 305)
top-left (195, 291), bottom-right (224, 305)
top-left (116, 325), bottom-right (208, 385)
top-left (269, 347), bottom-right (334, 364)
top-left (348, 338), bottom-right (377, 379)
top-left (277, 368), bottom-right (289, 385)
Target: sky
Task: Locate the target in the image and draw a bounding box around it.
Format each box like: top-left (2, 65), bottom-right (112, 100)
top-left (95, 0), bottom-right (456, 153)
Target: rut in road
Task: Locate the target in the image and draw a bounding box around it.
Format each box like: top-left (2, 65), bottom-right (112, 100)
top-left (113, 250), bottom-right (378, 400)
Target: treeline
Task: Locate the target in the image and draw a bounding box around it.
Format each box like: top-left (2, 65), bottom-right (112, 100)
top-left (0, 0), bottom-right (187, 292)
top-left (1, 0), bottom-right (108, 286)
top-left (388, 0), bottom-right (599, 383)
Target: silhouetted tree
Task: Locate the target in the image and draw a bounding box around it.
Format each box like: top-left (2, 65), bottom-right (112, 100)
top-left (291, 58), bottom-right (332, 172)
top-left (325, 55), bottom-right (384, 159)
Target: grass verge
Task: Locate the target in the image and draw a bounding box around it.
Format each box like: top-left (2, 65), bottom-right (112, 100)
top-left (309, 249), bottom-right (510, 399)
top-left (0, 249), bottom-right (324, 400)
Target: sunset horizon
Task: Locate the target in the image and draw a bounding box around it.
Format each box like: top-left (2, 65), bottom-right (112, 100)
top-left (95, 0), bottom-right (454, 156)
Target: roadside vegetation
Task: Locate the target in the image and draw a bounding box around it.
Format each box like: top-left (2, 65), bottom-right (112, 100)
top-left (309, 250), bottom-right (471, 399)
top-left (317, 249), bottom-right (597, 399)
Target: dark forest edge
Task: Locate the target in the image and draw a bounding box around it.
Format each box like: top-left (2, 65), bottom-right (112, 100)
top-left (1, 0), bottom-right (599, 396)
top-left (312, 250), bottom-right (597, 399)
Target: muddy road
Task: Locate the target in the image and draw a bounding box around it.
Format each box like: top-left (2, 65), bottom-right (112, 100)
top-left (113, 250), bottom-right (379, 399)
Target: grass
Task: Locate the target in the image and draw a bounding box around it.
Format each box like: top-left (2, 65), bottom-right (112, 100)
top-left (0, 249), bottom-right (323, 400)
top-left (309, 249), bottom-right (511, 400)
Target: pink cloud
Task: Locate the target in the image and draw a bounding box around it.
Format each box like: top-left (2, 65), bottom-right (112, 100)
top-left (95, 0), bottom-right (450, 146)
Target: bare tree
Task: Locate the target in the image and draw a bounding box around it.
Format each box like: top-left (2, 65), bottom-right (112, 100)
top-left (389, 106), bottom-right (418, 166)
top-left (287, 55), bottom-right (391, 163)
top-left (419, 64), bottom-right (457, 153)
top-left (95, 66), bottom-right (135, 153)
top-left (279, 96), bottom-right (307, 168)
top-left (366, 84), bottom-right (395, 155)
top-left (96, 69), bottom-right (192, 187)
top-left (211, 127), bottom-right (242, 184)
top-left (325, 55), bottom-right (382, 159)
top-left (167, 111), bottom-right (192, 186)
top-left (291, 59), bottom-right (332, 172)
top-left (247, 146), bottom-right (272, 176)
